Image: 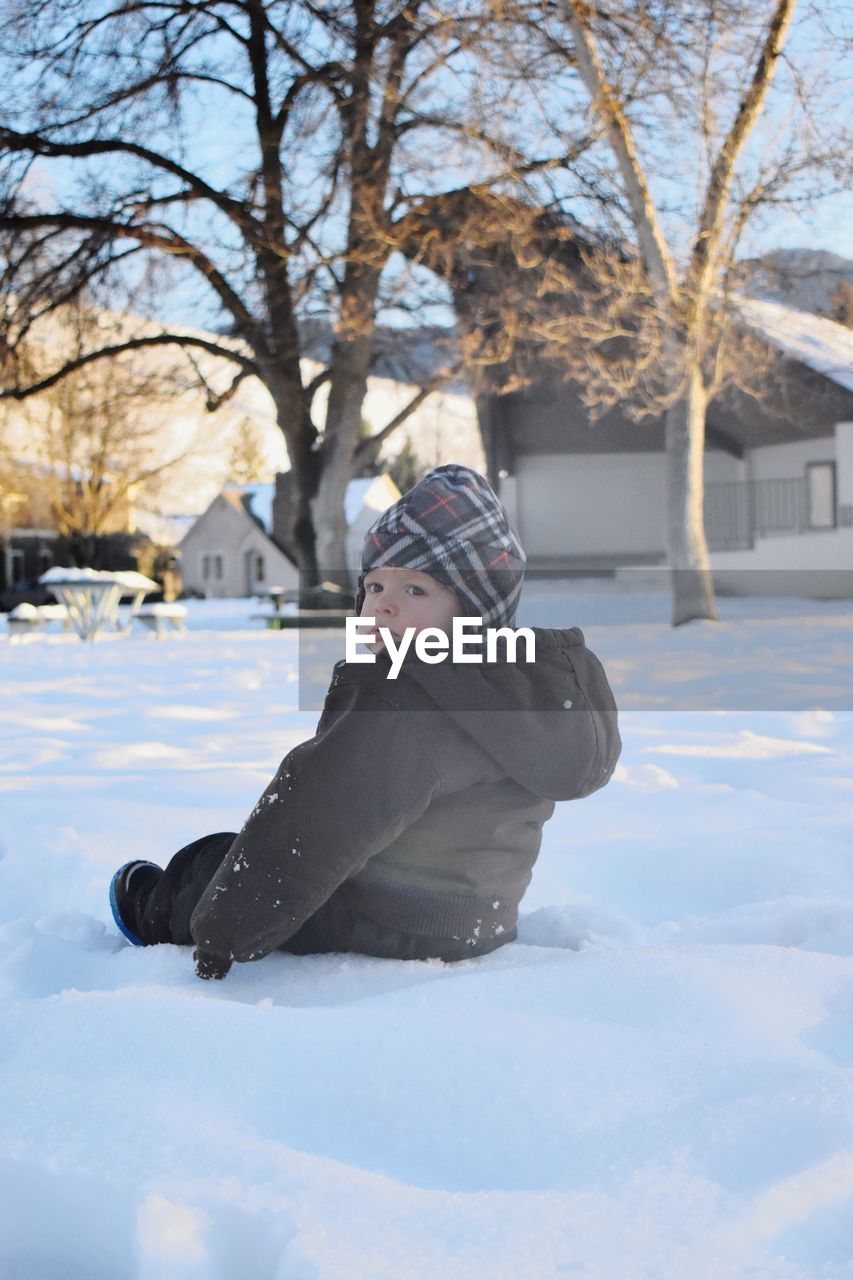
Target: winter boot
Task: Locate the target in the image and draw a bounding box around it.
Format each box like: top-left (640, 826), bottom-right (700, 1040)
top-left (109, 860), bottom-right (162, 946)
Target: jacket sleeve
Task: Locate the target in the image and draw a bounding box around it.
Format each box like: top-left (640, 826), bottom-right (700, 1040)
top-left (189, 676), bottom-right (440, 964)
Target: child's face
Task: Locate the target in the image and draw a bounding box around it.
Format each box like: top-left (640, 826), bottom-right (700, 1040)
top-left (360, 567), bottom-right (464, 653)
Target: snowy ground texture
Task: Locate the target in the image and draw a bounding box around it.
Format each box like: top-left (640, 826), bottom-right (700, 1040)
top-left (2, 587), bottom-right (853, 1280)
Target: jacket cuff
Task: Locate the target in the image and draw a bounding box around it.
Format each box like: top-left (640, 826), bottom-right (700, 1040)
top-left (193, 948), bottom-right (233, 980)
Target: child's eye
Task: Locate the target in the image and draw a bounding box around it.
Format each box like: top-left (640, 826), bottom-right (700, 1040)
top-left (407, 585), bottom-right (426, 597)
top-left (365, 581), bottom-right (382, 593)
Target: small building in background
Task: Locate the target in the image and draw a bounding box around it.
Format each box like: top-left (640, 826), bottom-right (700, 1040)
top-left (1, 457), bottom-right (144, 601)
top-left (178, 484), bottom-right (296, 598)
top-left (178, 474), bottom-right (401, 598)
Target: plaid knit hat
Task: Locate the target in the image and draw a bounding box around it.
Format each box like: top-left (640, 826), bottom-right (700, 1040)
top-left (357, 464), bottom-right (526, 629)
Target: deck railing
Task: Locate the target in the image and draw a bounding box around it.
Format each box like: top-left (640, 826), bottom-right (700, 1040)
top-left (704, 478), bottom-right (809, 550)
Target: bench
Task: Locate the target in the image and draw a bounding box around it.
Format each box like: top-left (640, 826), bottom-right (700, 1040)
top-left (135, 602), bottom-right (188, 636)
top-left (7, 602), bottom-right (71, 638)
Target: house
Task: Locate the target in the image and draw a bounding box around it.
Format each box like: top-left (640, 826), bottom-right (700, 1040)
top-left (178, 474), bottom-right (401, 598)
top-left (393, 191), bottom-right (852, 595)
top-left (0, 458), bottom-right (140, 597)
top-left (178, 484), bottom-right (297, 598)
top-left (485, 299), bottom-right (853, 596)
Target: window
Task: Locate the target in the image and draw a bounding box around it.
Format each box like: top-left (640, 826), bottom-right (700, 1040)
top-left (806, 462), bottom-right (836, 529)
top-left (202, 552), bottom-right (225, 583)
top-left (10, 548), bottom-right (25, 584)
top-left (37, 546), bottom-right (53, 574)
top-left (255, 554), bottom-right (265, 584)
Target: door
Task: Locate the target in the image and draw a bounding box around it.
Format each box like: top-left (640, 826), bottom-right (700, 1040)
top-left (806, 462), bottom-right (836, 529)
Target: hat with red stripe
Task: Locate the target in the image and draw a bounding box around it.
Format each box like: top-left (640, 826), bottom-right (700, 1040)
top-left (357, 464), bottom-right (526, 629)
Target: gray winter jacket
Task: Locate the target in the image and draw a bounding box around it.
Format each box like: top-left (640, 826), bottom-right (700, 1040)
top-left (190, 627), bottom-right (620, 964)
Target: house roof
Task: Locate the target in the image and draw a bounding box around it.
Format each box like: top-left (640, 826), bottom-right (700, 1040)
top-left (178, 487), bottom-right (277, 552)
top-left (344, 474), bottom-right (401, 525)
top-left (179, 474), bottom-right (400, 553)
top-left (492, 301), bottom-right (853, 458)
top-left (735, 297), bottom-right (853, 394)
top-left (222, 482), bottom-right (276, 534)
top-left (218, 477), bottom-right (396, 532)
top-left (299, 319), bottom-right (469, 394)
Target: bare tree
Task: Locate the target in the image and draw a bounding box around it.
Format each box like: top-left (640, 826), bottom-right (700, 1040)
top-left (1, 309), bottom-right (191, 562)
top-left (507, 0), bottom-right (851, 623)
top-left (0, 1), bottom-right (543, 594)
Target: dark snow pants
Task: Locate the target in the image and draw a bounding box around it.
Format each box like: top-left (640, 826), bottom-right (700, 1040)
top-left (131, 831), bottom-right (491, 962)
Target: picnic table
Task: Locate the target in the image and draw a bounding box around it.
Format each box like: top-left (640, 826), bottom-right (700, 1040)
top-left (38, 567), bottom-right (159, 642)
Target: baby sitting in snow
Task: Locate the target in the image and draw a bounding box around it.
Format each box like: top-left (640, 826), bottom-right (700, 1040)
top-left (109, 465), bottom-right (621, 979)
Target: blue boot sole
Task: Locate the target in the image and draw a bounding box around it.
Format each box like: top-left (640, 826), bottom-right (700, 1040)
top-left (109, 861), bottom-right (160, 947)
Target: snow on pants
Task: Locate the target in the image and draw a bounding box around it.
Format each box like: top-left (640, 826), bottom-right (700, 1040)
top-left (132, 831), bottom-right (480, 961)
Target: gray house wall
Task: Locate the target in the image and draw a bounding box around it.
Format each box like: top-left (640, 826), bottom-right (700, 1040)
top-left (178, 496), bottom-right (297, 598)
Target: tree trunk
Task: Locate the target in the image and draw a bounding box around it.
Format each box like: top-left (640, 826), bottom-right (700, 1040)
top-left (665, 359), bottom-right (717, 626)
top-left (312, 266), bottom-right (382, 598)
top-left (286, 431), bottom-right (321, 593)
top-left (68, 530), bottom-right (98, 567)
top-left (261, 356), bottom-right (322, 590)
top-left (312, 333), bottom-right (374, 599)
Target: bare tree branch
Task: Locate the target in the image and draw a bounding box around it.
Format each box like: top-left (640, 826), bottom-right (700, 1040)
top-left (0, 128), bottom-right (260, 236)
top-left (688, 0), bottom-right (797, 305)
top-left (559, 0), bottom-right (676, 304)
top-left (1, 210), bottom-right (262, 344)
top-left (354, 359), bottom-right (465, 465)
top-left (1, 333), bottom-right (258, 401)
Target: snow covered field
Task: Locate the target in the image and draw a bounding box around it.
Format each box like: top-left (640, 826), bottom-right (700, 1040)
top-left (1, 587), bottom-right (852, 1280)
